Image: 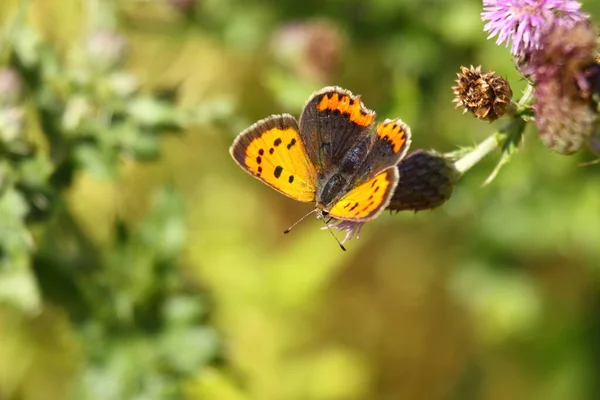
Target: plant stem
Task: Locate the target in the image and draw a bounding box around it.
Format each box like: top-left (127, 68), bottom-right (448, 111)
top-left (517, 83), bottom-right (535, 109)
top-left (453, 132), bottom-right (504, 174)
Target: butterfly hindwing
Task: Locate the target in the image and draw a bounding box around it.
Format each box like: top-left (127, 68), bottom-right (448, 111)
top-left (298, 86), bottom-right (376, 171)
top-left (328, 166), bottom-right (399, 221)
top-left (230, 114), bottom-right (317, 202)
top-left (358, 118), bottom-right (412, 179)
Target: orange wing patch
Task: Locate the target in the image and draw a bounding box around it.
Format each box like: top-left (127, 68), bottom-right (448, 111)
top-left (230, 115), bottom-right (317, 202)
top-left (328, 167), bottom-right (399, 221)
top-left (376, 118), bottom-right (410, 154)
top-left (317, 91), bottom-right (375, 127)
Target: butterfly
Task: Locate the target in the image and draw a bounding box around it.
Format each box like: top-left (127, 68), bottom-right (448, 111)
top-left (230, 86), bottom-right (411, 247)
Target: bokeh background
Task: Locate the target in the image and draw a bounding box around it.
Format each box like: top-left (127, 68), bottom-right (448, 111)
top-left (1, 0), bottom-right (600, 399)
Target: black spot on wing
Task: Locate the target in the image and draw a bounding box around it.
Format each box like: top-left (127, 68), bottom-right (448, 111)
top-left (274, 166), bottom-right (283, 178)
top-left (361, 201), bottom-right (374, 212)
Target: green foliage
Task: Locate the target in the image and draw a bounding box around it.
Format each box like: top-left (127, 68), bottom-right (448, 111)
top-left (0, 4), bottom-right (221, 399)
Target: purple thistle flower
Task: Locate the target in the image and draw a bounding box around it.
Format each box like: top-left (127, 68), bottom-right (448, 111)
top-left (481, 0), bottom-right (588, 56)
top-left (527, 22), bottom-right (599, 154)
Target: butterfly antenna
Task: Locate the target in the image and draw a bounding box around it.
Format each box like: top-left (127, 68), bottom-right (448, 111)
top-left (284, 209), bottom-right (318, 234)
top-left (321, 219), bottom-right (346, 251)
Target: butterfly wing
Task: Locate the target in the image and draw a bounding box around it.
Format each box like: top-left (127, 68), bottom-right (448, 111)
top-left (358, 117), bottom-right (412, 179)
top-left (298, 86), bottom-right (376, 172)
top-left (328, 166), bottom-right (399, 221)
top-left (230, 114), bottom-right (317, 202)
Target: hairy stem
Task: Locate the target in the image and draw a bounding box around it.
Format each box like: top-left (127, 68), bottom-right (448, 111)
top-left (453, 132), bottom-right (504, 174)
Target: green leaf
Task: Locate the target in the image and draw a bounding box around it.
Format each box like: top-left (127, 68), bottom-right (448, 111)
top-left (73, 144), bottom-right (117, 180)
top-left (483, 119), bottom-right (526, 185)
top-left (159, 326), bottom-right (221, 373)
top-left (138, 187), bottom-right (186, 261)
top-left (163, 295), bottom-right (207, 326)
top-left (126, 97), bottom-right (182, 128)
top-left (0, 267), bottom-right (41, 314)
top-left (17, 154), bottom-right (54, 188)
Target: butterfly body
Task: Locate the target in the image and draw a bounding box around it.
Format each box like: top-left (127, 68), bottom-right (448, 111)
top-left (230, 86), bottom-right (412, 227)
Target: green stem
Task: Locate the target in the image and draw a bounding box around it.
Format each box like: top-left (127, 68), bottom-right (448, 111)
top-left (453, 132), bottom-right (504, 174)
top-left (517, 83), bottom-right (535, 109)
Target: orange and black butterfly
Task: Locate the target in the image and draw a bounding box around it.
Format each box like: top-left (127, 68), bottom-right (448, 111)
top-left (230, 86), bottom-right (411, 242)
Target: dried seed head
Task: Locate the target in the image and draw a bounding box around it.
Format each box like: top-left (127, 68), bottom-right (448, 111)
top-left (452, 65), bottom-right (513, 122)
top-left (387, 150), bottom-right (459, 213)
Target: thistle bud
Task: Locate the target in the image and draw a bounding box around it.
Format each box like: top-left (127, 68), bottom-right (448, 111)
top-left (387, 150), bottom-right (459, 213)
top-left (452, 66), bottom-right (513, 122)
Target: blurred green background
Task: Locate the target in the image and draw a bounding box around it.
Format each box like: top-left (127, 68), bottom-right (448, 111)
top-left (1, 0), bottom-right (600, 399)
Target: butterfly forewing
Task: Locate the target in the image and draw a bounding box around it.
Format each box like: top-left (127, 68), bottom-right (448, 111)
top-left (298, 86), bottom-right (376, 172)
top-left (328, 167), bottom-right (399, 221)
top-left (230, 114), bottom-right (317, 202)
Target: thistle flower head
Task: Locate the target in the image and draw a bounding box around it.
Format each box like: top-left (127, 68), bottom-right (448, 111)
top-left (523, 21), bottom-right (597, 93)
top-left (525, 22), bottom-right (599, 154)
top-left (481, 0), bottom-right (588, 56)
top-left (388, 150), bottom-right (460, 213)
top-left (452, 65), bottom-right (513, 122)
top-left (535, 79), bottom-right (596, 154)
